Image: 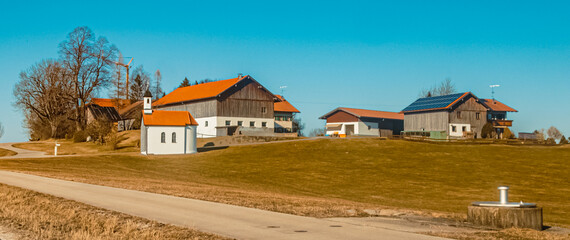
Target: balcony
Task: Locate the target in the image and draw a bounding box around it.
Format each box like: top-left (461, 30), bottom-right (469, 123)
top-left (492, 120), bottom-right (513, 127)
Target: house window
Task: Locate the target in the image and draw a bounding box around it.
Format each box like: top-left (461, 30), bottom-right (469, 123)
top-left (172, 132), bottom-right (176, 143)
top-left (462, 126), bottom-right (466, 132)
top-left (368, 125), bottom-right (371, 130)
top-left (226, 120), bottom-right (231, 126)
top-left (476, 112), bottom-right (480, 120)
top-left (250, 121), bottom-right (255, 127)
top-left (261, 107), bottom-right (267, 113)
top-left (452, 126), bottom-right (457, 132)
top-left (457, 111), bottom-right (461, 119)
top-left (238, 121), bottom-right (243, 126)
top-left (161, 132), bottom-right (165, 143)
top-left (262, 122), bottom-right (267, 127)
top-left (205, 121), bottom-right (208, 127)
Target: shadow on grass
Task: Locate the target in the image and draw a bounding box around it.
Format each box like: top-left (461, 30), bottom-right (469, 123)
top-left (197, 146), bottom-right (229, 153)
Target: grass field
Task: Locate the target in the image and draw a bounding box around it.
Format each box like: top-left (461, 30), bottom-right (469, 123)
top-left (0, 183), bottom-right (227, 239)
top-left (0, 148), bottom-right (17, 157)
top-left (1, 138), bottom-right (568, 228)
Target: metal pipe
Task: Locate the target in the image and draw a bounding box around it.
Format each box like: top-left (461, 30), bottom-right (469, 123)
top-left (498, 186), bottom-right (509, 204)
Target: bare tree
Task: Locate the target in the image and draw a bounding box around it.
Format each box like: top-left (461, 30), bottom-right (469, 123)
top-left (419, 78), bottom-right (457, 97)
top-left (547, 126), bottom-right (562, 141)
top-left (153, 69), bottom-right (163, 100)
top-left (14, 59), bottom-right (75, 138)
top-left (129, 65), bottom-right (151, 102)
top-left (59, 26), bottom-right (118, 130)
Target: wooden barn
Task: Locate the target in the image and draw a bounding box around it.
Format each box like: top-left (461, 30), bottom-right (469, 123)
top-left (402, 92), bottom-right (517, 139)
top-left (152, 75), bottom-right (279, 138)
top-left (319, 107), bottom-right (404, 137)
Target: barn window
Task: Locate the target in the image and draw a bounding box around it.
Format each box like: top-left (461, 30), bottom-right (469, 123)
top-left (462, 126), bottom-right (466, 132)
top-left (452, 126), bottom-right (457, 132)
top-left (476, 112), bottom-right (480, 120)
top-left (368, 125), bottom-right (371, 130)
top-left (457, 111), bottom-right (462, 119)
top-left (225, 120), bottom-right (231, 126)
top-left (238, 121), bottom-right (243, 126)
top-left (172, 132), bottom-right (176, 143)
top-left (262, 122), bottom-right (267, 127)
top-left (205, 121), bottom-right (208, 127)
top-left (261, 107), bottom-right (267, 113)
top-left (161, 132), bottom-right (165, 143)
top-left (250, 121), bottom-right (255, 127)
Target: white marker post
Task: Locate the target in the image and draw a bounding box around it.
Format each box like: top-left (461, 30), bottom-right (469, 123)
top-left (54, 142), bottom-right (61, 156)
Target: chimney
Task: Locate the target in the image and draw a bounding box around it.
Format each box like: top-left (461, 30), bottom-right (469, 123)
top-left (238, 73), bottom-right (243, 79)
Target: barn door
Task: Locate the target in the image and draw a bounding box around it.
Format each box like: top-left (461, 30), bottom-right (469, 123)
top-left (345, 125), bottom-right (355, 136)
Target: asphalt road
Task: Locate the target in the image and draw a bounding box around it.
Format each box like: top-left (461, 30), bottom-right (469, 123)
top-left (0, 170), bottom-right (447, 240)
top-left (0, 142), bottom-right (51, 159)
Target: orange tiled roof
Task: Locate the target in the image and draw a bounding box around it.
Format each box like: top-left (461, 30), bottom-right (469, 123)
top-left (320, 107), bottom-right (404, 120)
top-left (153, 76), bottom-right (247, 107)
top-left (480, 99), bottom-right (518, 112)
top-left (91, 98), bottom-right (131, 109)
top-left (274, 95), bottom-right (300, 113)
top-left (142, 110), bottom-right (198, 126)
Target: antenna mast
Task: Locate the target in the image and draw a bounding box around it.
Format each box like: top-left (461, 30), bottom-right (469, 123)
top-left (279, 86), bottom-right (287, 96)
top-left (489, 84), bottom-right (500, 103)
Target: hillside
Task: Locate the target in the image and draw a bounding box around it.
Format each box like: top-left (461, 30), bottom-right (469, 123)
top-left (1, 138), bottom-right (569, 229)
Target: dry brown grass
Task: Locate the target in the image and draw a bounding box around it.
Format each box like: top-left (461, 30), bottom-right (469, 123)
top-left (0, 183), bottom-right (228, 240)
top-left (430, 228), bottom-right (570, 240)
top-left (13, 130), bottom-right (140, 155)
top-left (0, 148), bottom-right (17, 157)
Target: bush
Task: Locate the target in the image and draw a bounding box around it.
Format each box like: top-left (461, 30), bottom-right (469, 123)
top-left (481, 123), bottom-right (494, 138)
top-left (73, 131), bottom-right (87, 143)
top-left (86, 120), bottom-right (113, 144)
top-left (545, 138), bottom-right (556, 145)
top-left (104, 129), bottom-right (125, 150)
top-left (503, 128), bottom-right (514, 139)
top-left (560, 135), bottom-right (568, 145)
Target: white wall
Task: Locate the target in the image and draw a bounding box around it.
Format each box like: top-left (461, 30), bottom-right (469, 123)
top-left (448, 123), bottom-right (471, 137)
top-left (216, 116), bottom-right (274, 129)
top-left (195, 116), bottom-right (218, 138)
top-left (146, 126), bottom-right (187, 155)
top-left (326, 121), bottom-right (382, 136)
top-left (357, 121), bottom-right (380, 136)
top-left (194, 116), bottom-right (275, 138)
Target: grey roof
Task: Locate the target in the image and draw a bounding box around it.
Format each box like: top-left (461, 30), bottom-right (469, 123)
top-left (402, 92), bottom-right (470, 112)
top-left (88, 104), bottom-right (122, 122)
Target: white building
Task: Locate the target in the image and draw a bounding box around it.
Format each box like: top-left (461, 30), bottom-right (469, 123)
top-left (319, 107), bottom-right (404, 137)
top-left (140, 91), bottom-right (198, 155)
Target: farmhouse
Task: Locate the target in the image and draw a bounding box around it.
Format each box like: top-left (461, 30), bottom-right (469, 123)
top-left (319, 107), bottom-right (404, 137)
top-left (401, 92), bottom-right (517, 139)
top-left (153, 75), bottom-right (280, 138)
top-left (274, 95), bottom-right (300, 136)
top-left (140, 91), bottom-right (198, 155)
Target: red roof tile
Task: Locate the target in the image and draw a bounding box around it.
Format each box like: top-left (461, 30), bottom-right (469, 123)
top-left (142, 110), bottom-right (198, 126)
top-left (153, 76), bottom-right (247, 107)
top-left (91, 98), bottom-right (130, 109)
top-left (320, 107), bottom-right (404, 120)
top-left (480, 99), bottom-right (518, 112)
top-left (274, 95), bottom-right (300, 113)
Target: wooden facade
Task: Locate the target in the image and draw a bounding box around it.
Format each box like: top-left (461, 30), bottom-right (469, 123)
top-left (156, 77), bottom-right (275, 119)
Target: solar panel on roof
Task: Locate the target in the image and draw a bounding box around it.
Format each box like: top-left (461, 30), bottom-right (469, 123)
top-left (402, 92), bottom-right (466, 112)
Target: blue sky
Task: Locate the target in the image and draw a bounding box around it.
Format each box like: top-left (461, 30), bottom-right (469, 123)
top-left (1, 1), bottom-right (569, 142)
